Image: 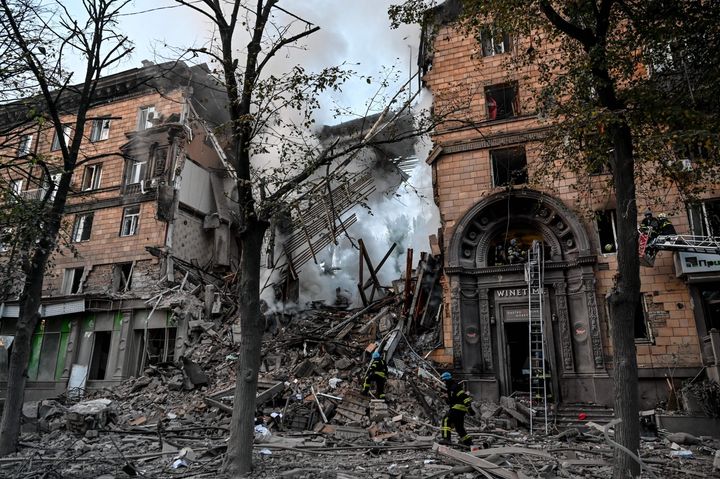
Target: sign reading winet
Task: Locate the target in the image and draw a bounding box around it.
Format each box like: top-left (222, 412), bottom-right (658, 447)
top-left (495, 287), bottom-right (542, 298)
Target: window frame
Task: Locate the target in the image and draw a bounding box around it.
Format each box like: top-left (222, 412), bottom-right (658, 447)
top-left (17, 134), bottom-right (33, 156)
top-left (687, 198), bottom-right (720, 237)
top-left (595, 209), bottom-right (619, 254)
top-left (71, 213), bottom-right (94, 243)
top-left (478, 25), bottom-right (512, 57)
top-left (490, 146), bottom-right (528, 187)
top-left (62, 267), bottom-right (85, 295)
top-left (634, 294), bottom-right (654, 343)
top-left (137, 106), bottom-right (156, 131)
top-left (81, 163), bottom-right (103, 191)
top-left (89, 118), bottom-right (111, 142)
top-left (125, 159), bottom-right (147, 185)
top-left (120, 205), bottom-right (141, 237)
top-left (485, 82), bottom-right (519, 121)
top-left (51, 125), bottom-right (72, 152)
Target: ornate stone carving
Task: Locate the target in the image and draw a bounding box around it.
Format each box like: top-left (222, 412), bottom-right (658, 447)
top-left (450, 282), bottom-right (463, 368)
top-left (584, 280), bottom-right (605, 369)
top-left (553, 282), bottom-right (574, 372)
top-left (478, 288), bottom-right (493, 372)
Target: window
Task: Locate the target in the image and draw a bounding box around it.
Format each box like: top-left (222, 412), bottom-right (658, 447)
top-left (634, 294), bottom-right (653, 341)
top-left (47, 172), bottom-right (62, 202)
top-left (81, 164), bottom-right (103, 191)
top-left (478, 25), bottom-right (511, 57)
top-left (697, 283), bottom-right (720, 332)
top-left (10, 179), bottom-right (23, 197)
top-left (581, 134), bottom-right (613, 175)
top-left (71, 213), bottom-right (93, 242)
top-left (491, 147), bottom-right (527, 186)
top-left (88, 331), bottom-right (112, 380)
top-left (596, 210), bottom-right (618, 254)
top-left (137, 106), bottom-right (156, 131)
top-left (17, 134), bottom-right (32, 156)
top-left (90, 118), bottom-right (111, 142)
top-left (62, 267), bottom-right (84, 294)
top-left (120, 205), bottom-right (140, 237)
top-left (51, 125), bottom-right (72, 151)
top-left (112, 262), bottom-right (133, 292)
top-left (687, 199), bottom-right (720, 237)
top-left (125, 160), bottom-right (147, 185)
top-left (485, 83), bottom-right (519, 120)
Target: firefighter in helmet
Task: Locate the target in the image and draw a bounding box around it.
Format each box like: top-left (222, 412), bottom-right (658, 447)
top-left (439, 372), bottom-right (475, 446)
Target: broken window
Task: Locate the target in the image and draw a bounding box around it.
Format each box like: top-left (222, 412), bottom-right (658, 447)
top-left (491, 147), bottom-right (527, 187)
top-left (62, 267), bottom-right (84, 294)
top-left (485, 83), bottom-right (518, 120)
top-left (478, 25), bottom-right (511, 57)
top-left (137, 106), bottom-right (156, 131)
top-left (125, 159), bottom-right (147, 185)
top-left (81, 163), bottom-right (103, 191)
top-left (697, 283), bottom-right (720, 332)
top-left (51, 125), bottom-right (72, 151)
top-left (10, 179), bottom-right (23, 200)
top-left (120, 205), bottom-right (140, 237)
top-left (17, 134), bottom-right (32, 156)
top-left (88, 331), bottom-right (112, 380)
top-left (635, 295), bottom-right (653, 341)
top-left (112, 262), bottom-right (134, 292)
top-left (687, 198), bottom-right (720, 237)
top-left (72, 213), bottom-right (94, 242)
top-left (596, 210), bottom-right (618, 254)
top-left (89, 118), bottom-right (111, 142)
top-left (139, 328), bottom-right (176, 370)
top-left (47, 172), bottom-right (62, 202)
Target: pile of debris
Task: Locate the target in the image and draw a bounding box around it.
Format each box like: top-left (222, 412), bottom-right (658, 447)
top-left (2, 251), bottom-right (719, 478)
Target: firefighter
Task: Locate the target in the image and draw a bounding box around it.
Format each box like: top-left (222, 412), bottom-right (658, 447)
top-left (507, 238), bottom-right (525, 264)
top-left (361, 351), bottom-right (387, 399)
top-left (640, 209), bottom-right (659, 235)
top-left (439, 372), bottom-right (475, 446)
top-left (657, 213), bottom-right (676, 236)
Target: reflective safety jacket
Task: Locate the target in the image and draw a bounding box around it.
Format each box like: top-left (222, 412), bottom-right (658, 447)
top-left (367, 358), bottom-right (387, 379)
top-left (447, 382), bottom-right (473, 413)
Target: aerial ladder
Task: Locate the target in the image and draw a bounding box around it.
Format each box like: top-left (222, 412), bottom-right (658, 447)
top-left (639, 233), bottom-right (720, 267)
top-left (525, 240), bottom-right (550, 434)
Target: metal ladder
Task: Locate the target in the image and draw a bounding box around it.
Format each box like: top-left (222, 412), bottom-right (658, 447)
top-left (525, 240), bottom-right (549, 434)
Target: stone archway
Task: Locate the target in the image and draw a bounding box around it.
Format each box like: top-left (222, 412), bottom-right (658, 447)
top-left (445, 189), bottom-right (608, 403)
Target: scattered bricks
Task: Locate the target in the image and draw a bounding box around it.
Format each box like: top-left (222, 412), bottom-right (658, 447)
top-left (65, 399), bottom-right (115, 435)
top-left (369, 399), bottom-right (390, 422)
top-left (332, 425), bottom-right (368, 440)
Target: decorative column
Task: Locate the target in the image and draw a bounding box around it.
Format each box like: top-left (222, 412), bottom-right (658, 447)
top-left (478, 288), bottom-right (493, 372)
top-left (584, 280), bottom-right (606, 370)
top-left (554, 282), bottom-right (575, 372)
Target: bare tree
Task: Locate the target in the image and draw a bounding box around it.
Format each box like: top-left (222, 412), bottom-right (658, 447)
top-left (0, 0), bottom-right (132, 455)
top-left (174, 0), bottom-right (433, 474)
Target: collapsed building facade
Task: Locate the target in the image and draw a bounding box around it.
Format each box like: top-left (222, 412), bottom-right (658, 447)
top-left (0, 61), bottom-right (237, 400)
top-left (422, 2), bottom-right (720, 407)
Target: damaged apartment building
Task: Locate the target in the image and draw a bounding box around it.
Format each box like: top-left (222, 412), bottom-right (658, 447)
top-left (421, 2), bottom-right (720, 408)
top-left (0, 61), bottom-right (237, 400)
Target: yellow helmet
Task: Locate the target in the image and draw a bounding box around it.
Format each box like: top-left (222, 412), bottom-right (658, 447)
top-left (658, 213), bottom-right (667, 219)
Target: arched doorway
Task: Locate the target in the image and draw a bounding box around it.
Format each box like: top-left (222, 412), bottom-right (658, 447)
top-left (446, 190), bottom-right (608, 403)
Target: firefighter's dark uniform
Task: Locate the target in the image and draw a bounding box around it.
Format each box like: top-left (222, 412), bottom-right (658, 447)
top-left (441, 381), bottom-right (474, 446)
top-left (362, 358), bottom-right (387, 399)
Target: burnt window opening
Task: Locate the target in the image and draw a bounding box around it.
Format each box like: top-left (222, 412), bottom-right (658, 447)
top-left (88, 330), bottom-right (112, 380)
top-left (89, 118), bottom-right (111, 142)
top-left (635, 295), bottom-right (653, 341)
top-left (150, 144), bottom-right (168, 178)
top-left (72, 213), bottom-right (93, 242)
top-left (687, 198), bottom-right (720, 237)
top-left (596, 210), bottom-right (618, 254)
top-left (491, 147), bottom-right (527, 187)
top-left (485, 83), bottom-right (519, 121)
top-left (581, 135), bottom-right (613, 175)
top-left (120, 206), bottom-right (140, 237)
top-left (81, 163), bottom-right (102, 191)
top-left (51, 125), bottom-right (72, 151)
top-left (112, 262), bottom-right (134, 292)
top-left (62, 267), bottom-right (84, 294)
top-left (139, 328), bottom-right (176, 370)
top-left (478, 25), bottom-right (511, 57)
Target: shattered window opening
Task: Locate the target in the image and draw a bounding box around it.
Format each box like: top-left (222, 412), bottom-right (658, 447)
top-left (62, 267), bottom-right (84, 295)
top-left (596, 210), bottom-right (618, 254)
top-left (120, 206), bottom-right (140, 237)
top-left (478, 25), bottom-right (511, 57)
top-left (687, 198), bottom-right (720, 237)
top-left (72, 213), bottom-right (94, 243)
top-left (17, 134), bottom-right (32, 156)
top-left (81, 163), bottom-right (103, 191)
top-left (635, 294), bottom-right (653, 341)
top-left (112, 262), bottom-right (134, 292)
top-left (491, 146), bottom-right (527, 187)
top-left (485, 83), bottom-right (519, 121)
top-left (139, 328), bottom-right (176, 370)
top-left (90, 118), bottom-right (111, 142)
top-left (51, 125), bottom-right (72, 151)
top-left (698, 283), bottom-right (720, 332)
top-left (88, 331), bottom-right (112, 380)
top-left (137, 106), bottom-right (156, 131)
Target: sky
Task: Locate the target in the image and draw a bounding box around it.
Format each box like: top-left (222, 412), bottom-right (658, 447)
top-left (66, 0), bottom-right (421, 123)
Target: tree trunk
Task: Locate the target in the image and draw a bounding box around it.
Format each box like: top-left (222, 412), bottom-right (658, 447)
top-left (607, 123), bottom-right (641, 479)
top-left (224, 221), bottom-right (267, 476)
top-left (0, 249), bottom-right (52, 455)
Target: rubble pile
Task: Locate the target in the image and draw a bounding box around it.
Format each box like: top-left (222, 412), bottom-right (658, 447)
top-left (1, 258), bottom-right (719, 477)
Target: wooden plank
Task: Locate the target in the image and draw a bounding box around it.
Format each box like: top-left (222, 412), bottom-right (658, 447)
top-left (433, 443), bottom-right (519, 479)
top-left (204, 397), bottom-right (233, 414)
top-left (362, 243), bottom-right (397, 289)
top-left (255, 381), bottom-right (286, 406)
top-left (402, 248), bottom-right (413, 316)
top-left (359, 239), bottom-right (383, 300)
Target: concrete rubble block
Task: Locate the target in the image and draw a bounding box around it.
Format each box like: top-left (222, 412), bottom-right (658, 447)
top-left (65, 398), bottom-right (115, 435)
top-left (181, 356), bottom-right (208, 388)
top-left (334, 358), bottom-right (353, 370)
top-left (369, 399), bottom-right (390, 422)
